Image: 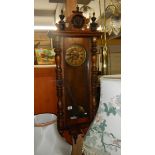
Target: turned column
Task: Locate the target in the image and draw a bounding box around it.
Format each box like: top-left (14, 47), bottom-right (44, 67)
top-left (54, 36), bottom-right (64, 133)
top-left (91, 37), bottom-right (98, 120)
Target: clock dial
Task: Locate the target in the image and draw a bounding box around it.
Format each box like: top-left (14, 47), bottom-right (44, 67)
top-left (65, 45), bottom-right (86, 66)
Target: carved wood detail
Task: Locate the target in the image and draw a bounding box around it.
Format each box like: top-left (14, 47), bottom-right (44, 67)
top-left (54, 36), bottom-right (64, 131)
top-left (48, 8), bottom-right (102, 139)
top-left (90, 37), bottom-right (98, 120)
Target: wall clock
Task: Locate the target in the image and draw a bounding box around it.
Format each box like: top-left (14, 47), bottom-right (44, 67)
top-left (65, 45), bottom-right (86, 66)
top-left (48, 6), bottom-right (101, 137)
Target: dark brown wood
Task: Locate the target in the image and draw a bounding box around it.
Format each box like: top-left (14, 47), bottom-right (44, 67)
top-left (49, 8), bottom-right (102, 137)
top-left (65, 5), bottom-right (89, 31)
top-left (90, 37), bottom-right (98, 120)
top-left (63, 38), bottom-right (91, 127)
top-left (49, 30), bottom-right (102, 38)
top-left (54, 36), bottom-right (64, 131)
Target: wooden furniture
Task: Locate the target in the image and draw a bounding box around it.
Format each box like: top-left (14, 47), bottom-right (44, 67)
top-left (34, 66), bottom-right (57, 115)
top-left (48, 7), bottom-right (102, 136)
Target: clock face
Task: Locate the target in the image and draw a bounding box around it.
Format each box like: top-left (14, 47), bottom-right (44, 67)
top-left (65, 45), bottom-right (86, 66)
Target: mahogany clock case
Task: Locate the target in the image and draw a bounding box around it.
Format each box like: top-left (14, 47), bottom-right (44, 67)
top-left (49, 7), bottom-right (101, 132)
top-left (50, 31), bottom-right (101, 131)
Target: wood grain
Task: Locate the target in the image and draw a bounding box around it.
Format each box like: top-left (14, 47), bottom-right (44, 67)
top-left (34, 66), bottom-right (57, 114)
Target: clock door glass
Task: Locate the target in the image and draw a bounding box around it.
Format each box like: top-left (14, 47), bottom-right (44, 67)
top-left (65, 45), bottom-right (86, 66)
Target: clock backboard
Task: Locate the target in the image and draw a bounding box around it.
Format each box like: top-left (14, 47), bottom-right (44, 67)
top-left (63, 38), bottom-right (91, 122)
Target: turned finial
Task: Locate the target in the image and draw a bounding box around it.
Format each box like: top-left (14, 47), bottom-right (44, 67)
top-left (90, 12), bottom-right (98, 31)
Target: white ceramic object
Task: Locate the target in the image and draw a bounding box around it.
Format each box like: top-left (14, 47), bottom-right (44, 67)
top-left (34, 113), bottom-right (72, 155)
top-left (83, 75), bottom-right (121, 155)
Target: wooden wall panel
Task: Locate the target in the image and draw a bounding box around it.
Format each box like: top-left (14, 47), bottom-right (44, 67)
top-left (34, 66), bottom-right (57, 114)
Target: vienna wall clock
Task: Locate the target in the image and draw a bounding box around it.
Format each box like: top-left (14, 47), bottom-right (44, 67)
top-left (48, 6), bottom-right (102, 136)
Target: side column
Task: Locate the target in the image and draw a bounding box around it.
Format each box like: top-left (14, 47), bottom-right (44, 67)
top-left (54, 36), bottom-right (64, 132)
top-left (91, 37), bottom-right (98, 120)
